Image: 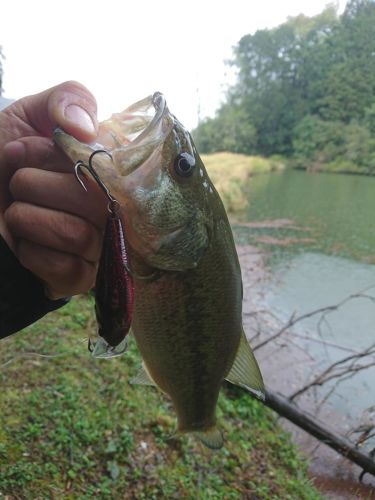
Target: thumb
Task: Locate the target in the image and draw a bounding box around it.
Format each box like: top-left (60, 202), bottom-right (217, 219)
top-left (14, 80), bottom-right (98, 142)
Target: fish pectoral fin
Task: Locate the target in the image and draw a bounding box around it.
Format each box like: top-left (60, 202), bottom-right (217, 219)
top-left (225, 328), bottom-right (265, 401)
top-left (193, 427), bottom-right (224, 450)
top-left (130, 364), bottom-right (156, 386)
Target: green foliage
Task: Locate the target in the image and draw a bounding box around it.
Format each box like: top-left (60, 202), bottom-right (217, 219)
top-left (293, 115), bottom-right (375, 174)
top-left (364, 102), bottom-right (375, 135)
top-left (193, 104), bottom-right (257, 154)
top-left (0, 297), bottom-right (320, 498)
top-left (193, 0), bottom-right (375, 175)
top-left (292, 115), bottom-right (345, 169)
top-left (0, 46), bottom-right (3, 96)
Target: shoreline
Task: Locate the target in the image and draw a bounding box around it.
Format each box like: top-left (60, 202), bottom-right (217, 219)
top-left (237, 243), bottom-right (375, 498)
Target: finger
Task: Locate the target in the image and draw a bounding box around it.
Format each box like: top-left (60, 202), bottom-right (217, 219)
top-left (16, 239), bottom-right (97, 298)
top-left (5, 201), bottom-right (103, 263)
top-left (9, 168), bottom-right (108, 229)
top-left (3, 80), bottom-right (98, 142)
top-left (3, 136), bottom-right (73, 173)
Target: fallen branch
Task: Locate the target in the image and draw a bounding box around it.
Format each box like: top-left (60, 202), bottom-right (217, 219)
top-left (264, 388), bottom-right (375, 478)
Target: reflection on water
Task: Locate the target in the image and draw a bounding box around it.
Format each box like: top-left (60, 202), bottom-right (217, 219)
top-left (266, 252), bottom-right (375, 350)
top-left (264, 252), bottom-right (375, 420)
top-left (242, 169), bottom-right (375, 263)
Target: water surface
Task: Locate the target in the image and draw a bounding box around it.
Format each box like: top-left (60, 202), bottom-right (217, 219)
top-left (235, 169), bottom-right (375, 263)
top-left (234, 169), bottom-right (375, 463)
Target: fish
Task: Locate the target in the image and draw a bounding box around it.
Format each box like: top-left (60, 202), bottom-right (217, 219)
top-left (54, 92), bottom-right (265, 449)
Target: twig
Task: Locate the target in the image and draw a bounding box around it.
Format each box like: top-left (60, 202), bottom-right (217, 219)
top-left (290, 344), bottom-right (375, 401)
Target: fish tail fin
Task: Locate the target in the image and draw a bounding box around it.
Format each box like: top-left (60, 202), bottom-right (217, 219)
top-left (225, 328), bottom-right (265, 401)
top-left (193, 426), bottom-right (224, 450)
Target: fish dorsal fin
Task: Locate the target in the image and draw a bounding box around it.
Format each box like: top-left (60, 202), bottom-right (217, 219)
top-left (130, 364), bottom-right (156, 386)
top-left (225, 329), bottom-right (265, 401)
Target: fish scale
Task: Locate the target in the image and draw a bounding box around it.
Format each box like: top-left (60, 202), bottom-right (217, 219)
top-left (126, 208), bottom-right (242, 439)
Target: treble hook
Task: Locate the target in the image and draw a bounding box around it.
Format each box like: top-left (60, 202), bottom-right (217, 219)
top-left (74, 149), bottom-right (157, 282)
top-left (74, 149), bottom-right (116, 205)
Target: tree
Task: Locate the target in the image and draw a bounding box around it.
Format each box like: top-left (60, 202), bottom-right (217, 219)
top-left (193, 0), bottom-right (375, 174)
top-left (364, 103), bottom-right (375, 135)
top-left (227, 5), bottom-right (339, 155)
top-left (292, 115), bottom-right (345, 168)
top-left (194, 5), bottom-right (340, 156)
top-left (193, 104), bottom-right (257, 155)
top-left (0, 46), bottom-right (3, 96)
top-left (316, 0), bottom-right (375, 122)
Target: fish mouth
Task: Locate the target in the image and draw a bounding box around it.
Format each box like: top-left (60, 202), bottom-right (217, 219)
top-left (95, 92), bottom-right (173, 174)
top-left (54, 92), bottom-right (173, 178)
top-left (122, 92), bottom-right (167, 147)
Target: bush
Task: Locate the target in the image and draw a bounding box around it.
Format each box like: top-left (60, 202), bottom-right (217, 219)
top-left (293, 114), bottom-right (375, 174)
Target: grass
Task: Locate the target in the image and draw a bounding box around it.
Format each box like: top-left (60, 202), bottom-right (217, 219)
top-left (202, 152), bottom-right (286, 213)
top-left (0, 296), bottom-right (320, 498)
top-left (293, 157), bottom-right (375, 176)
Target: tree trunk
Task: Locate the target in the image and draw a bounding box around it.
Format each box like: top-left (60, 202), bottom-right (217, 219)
top-left (264, 389), bottom-right (375, 477)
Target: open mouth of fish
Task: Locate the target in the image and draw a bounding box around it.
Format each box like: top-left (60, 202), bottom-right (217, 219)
top-left (96, 92), bottom-right (168, 153)
top-left (54, 92), bottom-right (198, 267)
top-left (54, 92), bottom-right (173, 179)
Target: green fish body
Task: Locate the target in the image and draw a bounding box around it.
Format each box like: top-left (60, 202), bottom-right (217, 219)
top-left (54, 93), bottom-right (264, 448)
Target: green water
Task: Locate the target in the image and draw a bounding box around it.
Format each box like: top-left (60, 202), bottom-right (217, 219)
top-left (233, 169), bottom-right (375, 262)
top-left (235, 169), bottom-right (375, 434)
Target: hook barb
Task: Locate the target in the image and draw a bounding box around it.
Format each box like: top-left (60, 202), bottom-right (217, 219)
top-left (74, 161), bottom-right (89, 192)
top-left (74, 149), bottom-right (116, 204)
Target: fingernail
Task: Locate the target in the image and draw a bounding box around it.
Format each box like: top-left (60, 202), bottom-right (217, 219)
top-left (64, 104), bottom-right (96, 136)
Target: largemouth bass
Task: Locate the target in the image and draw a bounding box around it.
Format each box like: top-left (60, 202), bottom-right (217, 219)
top-left (54, 93), bottom-right (264, 448)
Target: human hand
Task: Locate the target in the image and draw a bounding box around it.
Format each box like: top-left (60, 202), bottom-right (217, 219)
top-left (0, 81), bottom-right (108, 299)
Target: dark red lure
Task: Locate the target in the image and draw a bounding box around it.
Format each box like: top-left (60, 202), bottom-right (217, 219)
top-left (93, 201), bottom-right (134, 353)
top-left (73, 151), bottom-right (134, 357)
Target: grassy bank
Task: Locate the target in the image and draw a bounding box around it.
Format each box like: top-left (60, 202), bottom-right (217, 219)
top-left (0, 296), bottom-right (320, 498)
top-left (202, 152), bottom-right (286, 213)
top-left (294, 159), bottom-right (375, 176)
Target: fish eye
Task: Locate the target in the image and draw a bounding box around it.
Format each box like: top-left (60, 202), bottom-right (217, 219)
top-left (174, 153), bottom-right (196, 177)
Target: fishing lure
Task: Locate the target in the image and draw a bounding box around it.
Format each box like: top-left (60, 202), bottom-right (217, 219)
top-left (75, 151), bottom-right (134, 358)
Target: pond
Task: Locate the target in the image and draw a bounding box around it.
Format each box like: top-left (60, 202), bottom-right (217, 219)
top-left (234, 169), bottom-right (375, 263)
top-left (232, 169), bottom-right (375, 466)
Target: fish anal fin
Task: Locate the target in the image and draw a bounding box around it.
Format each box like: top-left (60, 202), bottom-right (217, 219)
top-left (130, 363), bottom-right (156, 386)
top-left (225, 329), bottom-right (265, 401)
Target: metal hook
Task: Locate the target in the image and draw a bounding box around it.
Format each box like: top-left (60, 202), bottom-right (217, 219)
top-left (74, 150), bottom-right (157, 282)
top-left (74, 149), bottom-right (116, 204)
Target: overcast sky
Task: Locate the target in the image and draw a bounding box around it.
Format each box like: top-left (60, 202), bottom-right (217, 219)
top-left (2, 0), bottom-right (347, 129)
